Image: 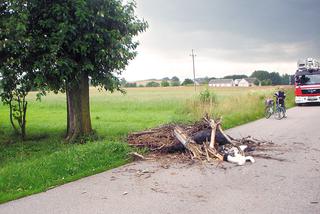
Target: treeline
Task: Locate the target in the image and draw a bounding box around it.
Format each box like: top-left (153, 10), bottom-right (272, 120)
top-left (121, 76), bottom-right (194, 88)
top-left (123, 70), bottom-right (292, 88)
top-left (223, 71), bottom-right (291, 85)
top-left (249, 70), bottom-right (291, 85)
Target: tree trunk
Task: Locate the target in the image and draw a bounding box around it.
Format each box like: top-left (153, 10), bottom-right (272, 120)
top-left (65, 73), bottom-right (92, 142)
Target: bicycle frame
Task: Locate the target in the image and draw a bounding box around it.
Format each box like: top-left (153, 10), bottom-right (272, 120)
top-left (265, 98), bottom-right (285, 119)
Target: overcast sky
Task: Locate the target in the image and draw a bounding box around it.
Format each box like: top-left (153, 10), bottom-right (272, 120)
top-left (123, 0), bottom-right (320, 81)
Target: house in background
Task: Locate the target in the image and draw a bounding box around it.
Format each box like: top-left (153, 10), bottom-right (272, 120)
top-left (238, 78), bottom-right (258, 87)
top-left (234, 79), bottom-right (242, 86)
top-left (208, 79), bottom-right (234, 87)
top-left (195, 77), bottom-right (209, 85)
top-left (134, 79), bottom-right (162, 86)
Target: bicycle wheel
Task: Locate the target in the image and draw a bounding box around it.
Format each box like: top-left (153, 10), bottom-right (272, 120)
top-left (274, 107), bottom-right (284, 120)
top-left (265, 106), bottom-right (272, 119)
top-left (279, 107), bottom-right (285, 119)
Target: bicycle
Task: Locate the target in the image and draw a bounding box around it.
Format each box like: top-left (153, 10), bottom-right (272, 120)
top-left (264, 98), bottom-right (285, 120)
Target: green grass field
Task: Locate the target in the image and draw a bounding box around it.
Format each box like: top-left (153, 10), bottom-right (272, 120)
top-left (0, 86), bottom-right (295, 203)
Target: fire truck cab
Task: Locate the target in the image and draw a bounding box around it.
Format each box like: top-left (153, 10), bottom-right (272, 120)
top-left (295, 58), bottom-right (320, 104)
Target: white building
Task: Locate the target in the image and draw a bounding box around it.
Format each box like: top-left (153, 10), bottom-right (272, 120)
top-left (234, 79), bottom-right (242, 86)
top-left (208, 79), bottom-right (234, 87)
top-left (238, 78), bottom-right (257, 87)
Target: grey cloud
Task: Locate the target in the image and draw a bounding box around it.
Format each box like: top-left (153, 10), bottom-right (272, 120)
top-left (135, 0), bottom-right (320, 62)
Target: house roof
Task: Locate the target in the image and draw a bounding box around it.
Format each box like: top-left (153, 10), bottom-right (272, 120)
top-left (243, 78), bottom-right (257, 84)
top-left (209, 79), bottom-right (234, 84)
top-left (195, 78), bottom-right (208, 84)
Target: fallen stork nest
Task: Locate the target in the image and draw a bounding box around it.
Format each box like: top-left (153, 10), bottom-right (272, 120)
top-left (128, 117), bottom-right (277, 165)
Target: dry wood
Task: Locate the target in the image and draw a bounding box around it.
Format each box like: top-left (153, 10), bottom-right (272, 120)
top-left (209, 119), bottom-right (219, 149)
top-left (130, 130), bottom-right (157, 137)
top-left (174, 126), bottom-right (223, 161)
top-left (129, 152), bottom-right (148, 161)
top-left (128, 116), bottom-right (274, 164)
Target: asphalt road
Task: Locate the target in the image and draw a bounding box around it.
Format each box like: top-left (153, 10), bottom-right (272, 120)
top-left (1, 106), bottom-right (320, 214)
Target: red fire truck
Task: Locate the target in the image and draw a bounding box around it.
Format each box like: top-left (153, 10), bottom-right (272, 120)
top-left (295, 58), bottom-right (320, 104)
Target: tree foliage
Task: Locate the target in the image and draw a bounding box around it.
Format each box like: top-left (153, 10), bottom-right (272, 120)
top-left (250, 70), bottom-right (270, 82)
top-left (250, 70), bottom-right (290, 85)
top-left (223, 74), bottom-right (248, 80)
top-left (170, 76), bottom-right (180, 86)
top-left (0, 0), bottom-right (35, 139)
top-left (23, 0), bottom-right (148, 93)
top-left (182, 78), bottom-right (194, 86)
top-left (146, 81), bottom-right (160, 87)
top-left (171, 76), bottom-right (179, 82)
top-left (125, 82), bottom-right (137, 87)
top-left (0, 0), bottom-right (147, 141)
top-left (161, 80), bottom-right (169, 87)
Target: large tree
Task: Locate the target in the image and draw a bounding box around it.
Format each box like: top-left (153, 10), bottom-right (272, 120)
top-left (1, 0), bottom-right (147, 142)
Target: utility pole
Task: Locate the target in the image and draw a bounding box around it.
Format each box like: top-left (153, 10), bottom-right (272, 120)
top-left (190, 49), bottom-right (197, 92)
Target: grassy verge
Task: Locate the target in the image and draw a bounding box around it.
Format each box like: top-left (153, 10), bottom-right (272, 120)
top-left (0, 86), bottom-right (295, 203)
top-left (0, 141), bottom-right (130, 203)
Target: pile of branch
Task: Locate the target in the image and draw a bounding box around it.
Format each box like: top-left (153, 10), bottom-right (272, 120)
top-left (174, 117), bottom-right (257, 165)
top-left (127, 122), bottom-right (214, 153)
top-left (128, 117), bottom-right (274, 165)
top-left (127, 124), bottom-right (184, 153)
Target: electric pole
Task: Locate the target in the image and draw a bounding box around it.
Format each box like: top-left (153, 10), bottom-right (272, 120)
top-left (190, 49), bottom-right (197, 92)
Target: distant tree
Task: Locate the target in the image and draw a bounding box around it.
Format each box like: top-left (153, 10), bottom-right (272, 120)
top-left (202, 77), bottom-right (210, 84)
top-left (161, 80), bottom-right (170, 87)
top-left (146, 81), bottom-right (160, 87)
top-left (125, 82), bottom-right (137, 88)
top-left (261, 79), bottom-right (272, 86)
top-left (280, 74), bottom-right (291, 85)
top-left (223, 74), bottom-right (248, 79)
top-left (171, 76), bottom-right (180, 86)
top-left (254, 79), bottom-right (260, 86)
top-left (162, 77), bottom-right (170, 81)
top-left (269, 72), bottom-right (282, 85)
top-left (171, 81), bottom-right (180, 87)
top-left (251, 70), bottom-right (291, 85)
top-left (182, 78), bottom-right (194, 86)
top-left (250, 70), bottom-right (271, 82)
top-left (171, 76), bottom-right (180, 82)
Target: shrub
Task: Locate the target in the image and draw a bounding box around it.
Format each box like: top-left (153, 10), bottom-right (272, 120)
top-left (125, 82), bottom-right (137, 88)
top-left (182, 79), bottom-right (194, 86)
top-left (146, 81), bottom-right (160, 87)
top-left (171, 81), bottom-right (180, 86)
top-left (161, 80), bottom-right (170, 87)
top-left (199, 88), bottom-right (217, 104)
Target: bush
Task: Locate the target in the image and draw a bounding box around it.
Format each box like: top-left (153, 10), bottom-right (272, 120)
top-left (182, 78), bottom-right (194, 86)
top-left (171, 81), bottom-right (180, 86)
top-left (161, 80), bottom-right (170, 87)
top-left (199, 88), bottom-right (217, 104)
top-left (146, 81), bottom-right (160, 87)
top-left (125, 82), bottom-right (137, 88)
top-left (261, 79), bottom-right (272, 86)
